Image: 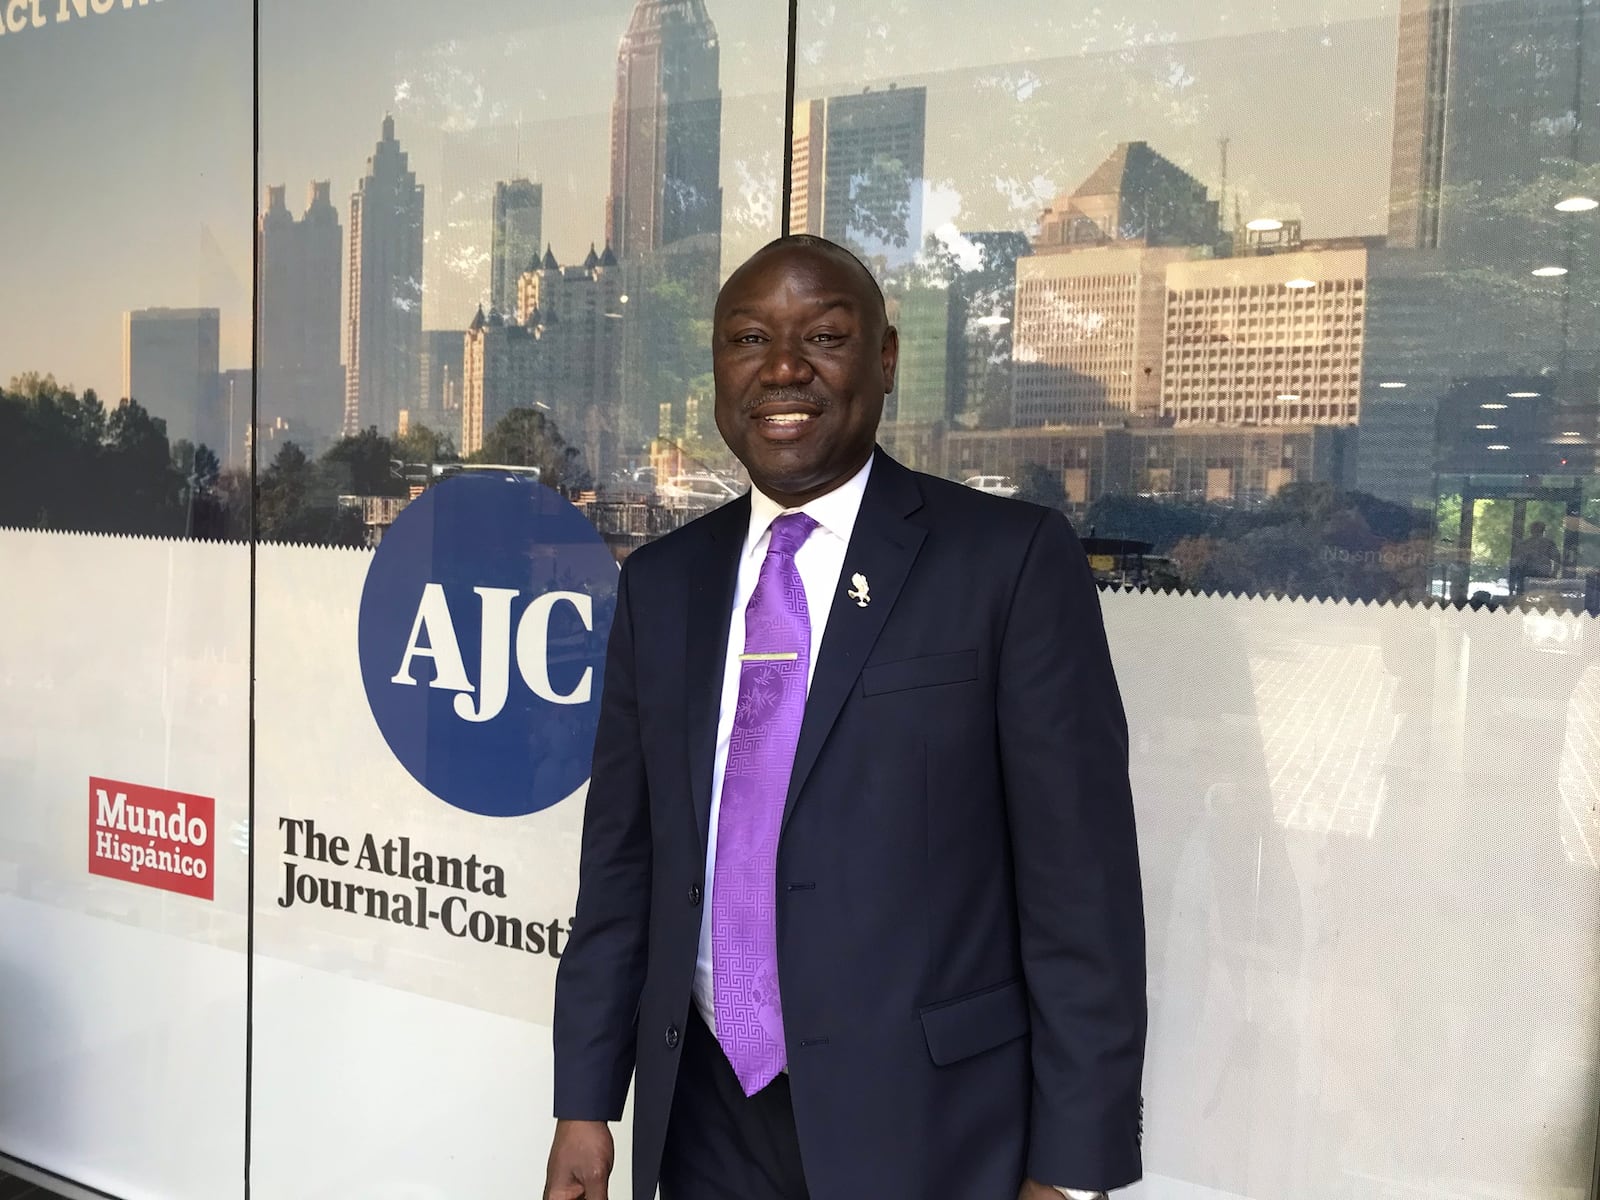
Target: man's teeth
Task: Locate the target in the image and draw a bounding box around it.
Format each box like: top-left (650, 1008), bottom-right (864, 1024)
top-left (764, 413), bottom-right (813, 423)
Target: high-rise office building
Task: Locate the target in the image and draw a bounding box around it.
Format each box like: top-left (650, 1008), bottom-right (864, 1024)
top-left (346, 115), bottom-right (424, 437)
top-left (491, 178), bottom-right (543, 318)
top-left (415, 330), bottom-right (466, 439)
top-left (1388, 0), bottom-right (1599, 256)
top-left (1035, 141), bottom-right (1219, 251)
top-left (789, 99), bottom-right (826, 236)
top-left (423, 125), bottom-right (522, 333)
top-left (122, 307), bottom-right (222, 452)
top-left (518, 244), bottom-right (625, 475)
top-left (794, 85), bottom-right (927, 267)
top-left (461, 245), bottom-right (624, 476)
top-left (606, 0), bottom-right (723, 259)
top-left (608, 0), bottom-right (723, 459)
top-left (886, 284), bottom-right (951, 425)
top-left (1163, 243), bottom-right (1371, 426)
top-left (1013, 245), bottom-right (1200, 426)
top-left (218, 367), bottom-right (252, 470)
top-left (1011, 144), bottom-right (1215, 426)
top-left (1368, 0), bottom-right (1600, 503)
top-left (462, 308), bottom-right (540, 459)
top-left (258, 181), bottom-right (343, 449)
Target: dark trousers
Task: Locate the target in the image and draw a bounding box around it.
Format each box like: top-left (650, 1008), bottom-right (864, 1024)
top-left (658, 1011), bottom-right (811, 1200)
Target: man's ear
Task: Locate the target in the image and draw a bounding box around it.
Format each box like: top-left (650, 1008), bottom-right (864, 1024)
top-left (881, 325), bottom-right (900, 394)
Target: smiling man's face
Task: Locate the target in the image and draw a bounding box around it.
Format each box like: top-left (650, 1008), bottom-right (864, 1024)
top-left (712, 241), bottom-right (898, 508)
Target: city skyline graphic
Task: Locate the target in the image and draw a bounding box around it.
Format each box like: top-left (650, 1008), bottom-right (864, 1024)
top-left (0, 0), bottom-right (1402, 404)
top-left (8, 0), bottom-right (1600, 614)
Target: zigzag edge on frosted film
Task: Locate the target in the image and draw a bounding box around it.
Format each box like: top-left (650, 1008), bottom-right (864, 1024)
top-left (2, 524), bottom-right (1594, 616)
top-left (1095, 581), bottom-right (1598, 617)
top-left (0, 524), bottom-right (372, 552)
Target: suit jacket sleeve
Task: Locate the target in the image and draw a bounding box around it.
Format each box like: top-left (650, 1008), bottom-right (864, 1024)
top-left (998, 508), bottom-right (1146, 1189)
top-left (552, 557), bottom-right (652, 1121)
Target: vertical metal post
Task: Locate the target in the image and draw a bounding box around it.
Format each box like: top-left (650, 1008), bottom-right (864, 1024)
top-left (779, 0), bottom-right (799, 236)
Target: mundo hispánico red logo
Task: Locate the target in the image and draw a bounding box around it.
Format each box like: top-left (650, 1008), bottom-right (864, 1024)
top-left (88, 777), bottom-right (215, 900)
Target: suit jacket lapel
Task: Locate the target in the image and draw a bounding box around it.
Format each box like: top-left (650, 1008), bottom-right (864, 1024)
top-left (782, 453), bottom-right (926, 837)
top-left (685, 495), bottom-right (748, 851)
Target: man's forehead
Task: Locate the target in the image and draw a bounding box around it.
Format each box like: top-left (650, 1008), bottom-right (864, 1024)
top-left (718, 246), bottom-right (878, 311)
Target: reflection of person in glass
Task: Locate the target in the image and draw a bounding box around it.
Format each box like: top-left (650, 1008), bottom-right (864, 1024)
top-left (545, 237), bottom-right (1146, 1200)
top-left (1510, 520), bottom-right (1560, 593)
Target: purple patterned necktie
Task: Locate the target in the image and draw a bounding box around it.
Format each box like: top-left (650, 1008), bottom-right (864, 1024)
top-left (713, 510), bottom-right (818, 1095)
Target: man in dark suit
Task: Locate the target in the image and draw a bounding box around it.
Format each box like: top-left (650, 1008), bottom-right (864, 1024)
top-left (544, 235), bottom-right (1145, 1200)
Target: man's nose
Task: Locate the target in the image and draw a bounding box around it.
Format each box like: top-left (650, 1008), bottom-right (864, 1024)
top-left (758, 336), bottom-right (815, 388)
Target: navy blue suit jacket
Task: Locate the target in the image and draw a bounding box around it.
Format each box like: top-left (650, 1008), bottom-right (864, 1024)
top-left (553, 452), bottom-right (1146, 1199)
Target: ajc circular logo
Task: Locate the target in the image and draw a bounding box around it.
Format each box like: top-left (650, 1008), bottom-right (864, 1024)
top-left (357, 476), bottom-right (617, 818)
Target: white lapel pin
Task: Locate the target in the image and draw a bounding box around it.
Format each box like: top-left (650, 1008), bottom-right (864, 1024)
top-left (847, 572), bottom-right (871, 607)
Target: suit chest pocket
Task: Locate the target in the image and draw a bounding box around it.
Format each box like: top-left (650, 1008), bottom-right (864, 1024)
top-left (860, 649), bottom-right (979, 696)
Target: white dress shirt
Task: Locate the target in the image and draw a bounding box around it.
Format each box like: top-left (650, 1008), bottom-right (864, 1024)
top-left (687, 452), bottom-right (1108, 1200)
top-left (691, 453), bottom-right (873, 1034)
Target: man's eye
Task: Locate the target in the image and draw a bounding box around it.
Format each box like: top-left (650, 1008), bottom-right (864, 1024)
top-left (736, 333), bottom-right (766, 344)
top-left (812, 332), bottom-right (840, 343)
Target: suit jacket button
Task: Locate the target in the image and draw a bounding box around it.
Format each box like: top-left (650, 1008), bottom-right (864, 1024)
top-left (665, 1025), bottom-right (680, 1049)
top-left (688, 884), bottom-right (702, 907)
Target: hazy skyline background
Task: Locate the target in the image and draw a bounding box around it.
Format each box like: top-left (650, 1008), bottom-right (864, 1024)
top-left (1, 0), bottom-right (1399, 405)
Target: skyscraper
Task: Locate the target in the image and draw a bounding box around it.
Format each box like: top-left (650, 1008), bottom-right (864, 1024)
top-left (1387, 0), bottom-right (1599, 255)
top-left (1035, 141), bottom-right (1220, 251)
top-left (1012, 246), bottom-right (1199, 426)
top-left (1163, 244), bottom-right (1371, 427)
top-left (1369, 0), bottom-right (1600, 503)
top-left (346, 115), bottom-right (424, 437)
top-left (219, 367), bottom-right (252, 470)
top-left (606, 0), bottom-right (723, 259)
top-left (461, 245), bottom-right (624, 477)
top-left (1011, 145), bottom-right (1216, 426)
top-left (258, 181), bottom-right (343, 449)
top-left (416, 330), bottom-right (466, 439)
top-left (122, 307), bottom-right (222, 452)
top-left (795, 85), bottom-right (927, 267)
top-left (491, 178), bottom-right (544, 318)
top-left (518, 243), bottom-right (625, 476)
top-left (462, 308), bottom-right (541, 460)
top-left (886, 284), bottom-right (951, 425)
top-left (607, 0), bottom-right (724, 461)
top-left (789, 99), bottom-right (826, 236)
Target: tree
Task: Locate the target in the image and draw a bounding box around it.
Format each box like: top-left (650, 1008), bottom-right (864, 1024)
top-left (172, 439), bottom-right (221, 492)
top-left (1083, 493), bottom-right (1216, 551)
top-left (1, 374), bottom-right (248, 539)
top-left (1013, 462), bottom-right (1069, 510)
top-left (395, 422), bottom-right (457, 465)
top-left (255, 441), bottom-right (364, 545)
top-left (473, 407), bottom-right (588, 489)
top-left (322, 427), bottom-right (407, 497)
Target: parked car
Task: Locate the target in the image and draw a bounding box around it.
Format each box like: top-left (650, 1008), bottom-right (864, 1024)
top-left (658, 472), bottom-right (741, 505)
top-left (961, 474), bottom-right (1019, 497)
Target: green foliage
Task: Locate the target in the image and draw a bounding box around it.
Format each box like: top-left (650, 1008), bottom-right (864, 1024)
top-left (394, 422), bottom-right (458, 465)
top-left (1013, 462), bottom-right (1069, 510)
top-left (471, 407), bottom-right (589, 489)
top-left (1091, 485), bottom-right (1435, 602)
top-left (0, 376), bottom-right (241, 538)
top-left (322, 427), bottom-right (410, 498)
top-left (255, 440), bottom-right (365, 545)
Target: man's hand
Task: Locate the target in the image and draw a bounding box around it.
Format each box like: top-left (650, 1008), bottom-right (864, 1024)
top-left (543, 1119), bottom-right (614, 1200)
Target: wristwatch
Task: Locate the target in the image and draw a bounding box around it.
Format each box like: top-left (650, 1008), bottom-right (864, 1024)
top-left (1055, 1191), bottom-right (1108, 1200)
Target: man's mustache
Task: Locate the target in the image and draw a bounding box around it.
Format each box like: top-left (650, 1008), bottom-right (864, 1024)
top-left (744, 388), bottom-right (826, 414)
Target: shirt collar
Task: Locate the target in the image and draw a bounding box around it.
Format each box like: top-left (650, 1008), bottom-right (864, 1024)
top-left (745, 452), bottom-right (875, 559)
